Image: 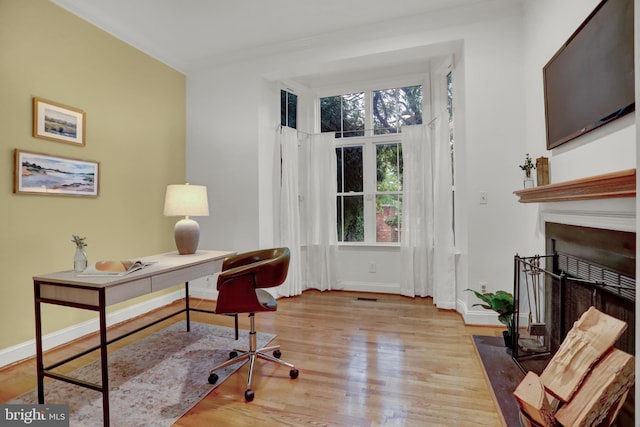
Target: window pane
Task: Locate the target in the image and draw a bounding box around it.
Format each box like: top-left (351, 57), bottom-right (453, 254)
top-left (280, 90), bottom-right (286, 126)
top-left (376, 143), bottom-right (402, 192)
top-left (398, 85), bottom-right (423, 128)
top-left (373, 88), bottom-right (397, 135)
top-left (343, 195), bottom-right (364, 242)
top-left (336, 147), bottom-right (343, 192)
top-left (321, 96), bottom-right (341, 133)
top-left (447, 72), bottom-right (454, 185)
top-left (336, 196), bottom-right (343, 241)
top-left (376, 194), bottom-right (401, 243)
top-left (342, 146), bottom-right (363, 192)
top-left (287, 92), bottom-right (297, 129)
top-left (342, 92), bottom-right (365, 137)
top-left (373, 85), bottom-right (422, 135)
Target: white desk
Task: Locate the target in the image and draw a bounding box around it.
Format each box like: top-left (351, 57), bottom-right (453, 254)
top-left (33, 250), bottom-right (234, 427)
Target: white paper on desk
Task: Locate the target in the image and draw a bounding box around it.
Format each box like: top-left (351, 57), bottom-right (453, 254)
top-left (78, 260), bottom-right (155, 276)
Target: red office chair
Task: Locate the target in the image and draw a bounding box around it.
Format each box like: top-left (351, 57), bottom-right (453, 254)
top-left (207, 247), bottom-right (299, 401)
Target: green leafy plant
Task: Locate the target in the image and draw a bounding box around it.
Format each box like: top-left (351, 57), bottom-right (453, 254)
top-left (519, 153), bottom-right (536, 177)
top-left (71, 234), bottom-right (87, 249)
top-left (466, 289), bottom-right (514, 328)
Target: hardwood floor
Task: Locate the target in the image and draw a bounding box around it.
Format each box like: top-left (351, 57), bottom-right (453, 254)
top-left (0, 290), bottom-right (505, 426)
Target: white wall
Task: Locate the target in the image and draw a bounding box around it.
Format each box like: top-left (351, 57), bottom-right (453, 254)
top-left (187, 65), bottom-right (261, 253)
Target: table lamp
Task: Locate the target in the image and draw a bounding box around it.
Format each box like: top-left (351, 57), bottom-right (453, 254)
top-left (163, 183), bottom-right (209, 255)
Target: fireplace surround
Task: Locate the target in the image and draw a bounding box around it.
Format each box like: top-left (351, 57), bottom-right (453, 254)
top-left (482, 169), bottom-right (636, 426)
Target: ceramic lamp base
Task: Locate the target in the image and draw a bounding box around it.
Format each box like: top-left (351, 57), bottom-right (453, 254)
top-left (174, 218), bottom-right (200, 255)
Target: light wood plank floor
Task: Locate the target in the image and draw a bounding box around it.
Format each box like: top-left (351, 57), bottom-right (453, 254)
top-left (0, 290), bottom-right (504, 426)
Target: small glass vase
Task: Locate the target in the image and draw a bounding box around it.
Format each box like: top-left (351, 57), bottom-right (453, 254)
top-left (74, 247), bottom-right (88, 272)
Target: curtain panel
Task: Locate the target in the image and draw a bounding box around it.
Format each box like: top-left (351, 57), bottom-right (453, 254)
top-left (277, 127), bottom-right (303, 297)
top-left (400, 120), bottom-right (456, 308)
top-left (278, 128), bottom-right (342, 295)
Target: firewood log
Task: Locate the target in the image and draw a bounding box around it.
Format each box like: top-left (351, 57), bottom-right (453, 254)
top-left (554, 348), bottom-right (634, 427)
top-left (540, 307), bottom-right (627, 402)
top-left (513, 371), bottom-right (558, 427)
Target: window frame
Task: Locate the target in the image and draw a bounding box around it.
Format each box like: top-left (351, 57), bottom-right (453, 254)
top-left (335, 134), bottom-right (406, 246)
top-left (317, 76), bottom-right (427, 247)
top-left (280, 89), bottom-right (298, 129)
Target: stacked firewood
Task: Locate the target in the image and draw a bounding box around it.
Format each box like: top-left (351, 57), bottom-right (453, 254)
top-left (513, 306), bottom-right (635, 427)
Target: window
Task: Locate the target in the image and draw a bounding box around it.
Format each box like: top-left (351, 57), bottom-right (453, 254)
top-left (323, 85), bottom-right (422, 244)
top-left (280, 89), bottom-right (297, 129)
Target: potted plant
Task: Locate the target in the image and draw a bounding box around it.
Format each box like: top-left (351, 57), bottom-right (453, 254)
top-left (519, 153), bottom-right (536, 188)
top-left (466, 289), bottom-right (515, 348)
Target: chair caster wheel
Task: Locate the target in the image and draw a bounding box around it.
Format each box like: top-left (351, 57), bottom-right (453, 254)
top-left (229, 351), bottom-right (238, 359)
top-left (208, 373), bottom-right (219, 384)
top-left (244, 389), bottom-right (254, 402)
top-left (290, 368), bottom-right (299, 379)
top-left (273, 349), bottom-right (281, 358)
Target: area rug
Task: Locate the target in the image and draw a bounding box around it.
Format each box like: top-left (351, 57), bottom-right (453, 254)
top-left (12, 321), bottom-right (275, 426)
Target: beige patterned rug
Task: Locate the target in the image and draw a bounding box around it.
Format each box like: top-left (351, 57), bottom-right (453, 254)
top-left (12, 321), bottom-right (275, 426)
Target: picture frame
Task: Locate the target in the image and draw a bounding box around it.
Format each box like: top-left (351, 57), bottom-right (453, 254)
top-left (32, 97), bottom-right (86, 146)
top-left (14, 149), bottom-right (99, 196)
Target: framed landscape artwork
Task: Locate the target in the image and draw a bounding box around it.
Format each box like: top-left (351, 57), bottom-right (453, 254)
top-left (14, 149), bottom-right (99, 196)
top-left (32, 97), bottom-right (86, 146)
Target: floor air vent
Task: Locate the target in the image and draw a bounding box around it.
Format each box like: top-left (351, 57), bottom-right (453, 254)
top-left (356, 297), bottom-right (378, 301)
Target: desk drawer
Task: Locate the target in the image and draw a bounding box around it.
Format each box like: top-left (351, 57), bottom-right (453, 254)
top-left (151, 259), bottom-right (222, 292)
top-left (40, 284), bottom-right (100, 307)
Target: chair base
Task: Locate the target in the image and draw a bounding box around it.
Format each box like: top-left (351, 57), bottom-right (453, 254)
top-left (208, 313), bottom-right (299, 402)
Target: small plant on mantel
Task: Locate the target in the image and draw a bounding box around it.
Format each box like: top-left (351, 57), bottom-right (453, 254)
top-left (466, 288), bottom-right (515, 348)
top-left (519, 153), bottom-right (536, 178)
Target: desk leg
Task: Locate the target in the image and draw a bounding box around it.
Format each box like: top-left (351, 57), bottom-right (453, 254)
top-left (185, 281), bottom-right (191, 332)
top-left (98, 290), bottom-right (110, 427)
top-left (34, 282), bottom-right (45, 404)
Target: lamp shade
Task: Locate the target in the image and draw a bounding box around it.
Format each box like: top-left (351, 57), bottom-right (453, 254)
top-left (163, 184), bottom-right (209, 217)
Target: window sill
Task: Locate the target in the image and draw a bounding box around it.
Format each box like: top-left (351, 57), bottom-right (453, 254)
top-left (338, 242), bottom-right (401, 250)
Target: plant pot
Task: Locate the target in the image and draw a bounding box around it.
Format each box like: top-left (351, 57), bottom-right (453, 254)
top-left (74, 247), bottom-right (87, 272)
top-left (502, 330), bottom-right (511, 347)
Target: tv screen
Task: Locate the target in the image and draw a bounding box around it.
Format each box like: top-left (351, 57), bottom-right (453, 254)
top-left (543, 0), bottom-right (634, 149)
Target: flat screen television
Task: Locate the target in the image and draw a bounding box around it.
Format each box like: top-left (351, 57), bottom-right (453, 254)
top-left (543, 0), bottom-right (634, 149)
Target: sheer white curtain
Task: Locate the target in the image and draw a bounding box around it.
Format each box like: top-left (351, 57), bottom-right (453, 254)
top-left (277, 127), bottom-right (302, 296)
top-left (278, 128), bottom-right (341, 294)
top-left (299, 132), bottom-right (342, 291)
top-left (400, 119), bottom-right (456, 308)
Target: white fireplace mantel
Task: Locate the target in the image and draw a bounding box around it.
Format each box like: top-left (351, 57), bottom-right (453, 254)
top-left (513, 169), bottom-right (636, 232)
top-left (513, 169), bottom-right (636, 203)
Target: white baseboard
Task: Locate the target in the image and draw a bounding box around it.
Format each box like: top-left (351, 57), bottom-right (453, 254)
top-left (190, 287), bottom-right (217, 300)
top-left (0, 289), bottom-right (186, 369)
top-left (339, 280), bottom-right (401, 294)
top-left (458, 298), bottom-right (527, 328)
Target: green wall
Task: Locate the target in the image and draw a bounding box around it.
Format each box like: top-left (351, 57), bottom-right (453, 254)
top-left (0, 0), bottom-right (186, 352)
